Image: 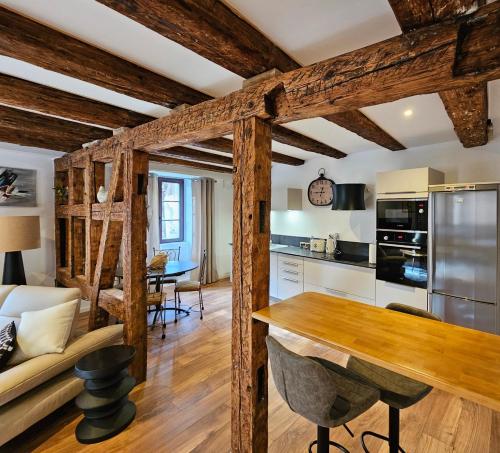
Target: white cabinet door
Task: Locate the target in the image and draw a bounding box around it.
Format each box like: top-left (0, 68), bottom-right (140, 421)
top-left (278, 274), bottom-right (304, 299)
top-left (269, 252), bottom-right (278, 298)
top-left (304, 283), bottom-right (375, 305)
top-left (303, 259), bottom-right (375, 300)
top-left (376, 280), bottom-right (428, 310)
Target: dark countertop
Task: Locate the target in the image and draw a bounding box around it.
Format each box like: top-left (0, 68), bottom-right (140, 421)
top-left (270, 245), bottom-right (376, 269)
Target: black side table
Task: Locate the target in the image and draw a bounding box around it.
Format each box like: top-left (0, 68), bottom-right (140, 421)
top-left (74, 345), bottom-right (136, 444)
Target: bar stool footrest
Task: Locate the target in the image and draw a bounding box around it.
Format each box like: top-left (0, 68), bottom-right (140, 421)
top-left (308, 439), bottom-right (350, 453)
top-left (360, 430), bottom-right (406, 453)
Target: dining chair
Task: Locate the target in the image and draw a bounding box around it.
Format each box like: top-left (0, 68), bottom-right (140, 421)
top-left (153, 246), bottom-right (181, 286)
top-left (174, 250), bottom-right (207, 322)
top-left (146, 272), bottom-right (166, 339)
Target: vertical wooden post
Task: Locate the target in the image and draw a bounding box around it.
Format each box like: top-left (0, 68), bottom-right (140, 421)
top-left (122, 145), bottom-right (148, 383)
top-left (231, 116), bottom-right (272, 453)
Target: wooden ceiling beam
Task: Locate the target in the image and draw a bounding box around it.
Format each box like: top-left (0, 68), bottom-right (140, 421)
top-left (0, 74), bottom-right (304, 163)
top-left (0, 7), bottom-right (340, 159)
top-left (96, 0), bottom-right (405, 151)
top-left (0, 105), bottom-right (112, 152)
top-left (148, 154), bottom-right (233, 174)
top-left (67, 2), bottom-right (500, 159)
top-left (0, 73), bottom-right (153, 128)
top-left (388, 0), bottom-right (489, 148)
top-left (0, 6), bottom-right (210, 107)
top-left (196, 137), bottom-right (305, 165)
top-left (159, 146), bottom-right (233, 166)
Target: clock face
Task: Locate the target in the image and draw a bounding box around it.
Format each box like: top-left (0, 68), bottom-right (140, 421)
top-left (308, 176), bottom-right (335, 206)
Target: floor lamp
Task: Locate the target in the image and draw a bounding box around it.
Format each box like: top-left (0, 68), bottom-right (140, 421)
top-left (0, 216), bottom-right (40, 285)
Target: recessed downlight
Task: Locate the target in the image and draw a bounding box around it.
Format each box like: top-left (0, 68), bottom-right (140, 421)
top-left (403, 109), bottom-right (413, 117)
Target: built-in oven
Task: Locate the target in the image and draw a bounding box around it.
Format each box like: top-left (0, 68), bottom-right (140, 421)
top-left (376, 231), bottom-right (428, 289)
top-left (376, 199), bottom-right (428, 231)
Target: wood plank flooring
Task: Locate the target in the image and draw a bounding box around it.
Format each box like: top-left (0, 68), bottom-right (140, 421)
top-left (3, 280), bottom-right (498, 452)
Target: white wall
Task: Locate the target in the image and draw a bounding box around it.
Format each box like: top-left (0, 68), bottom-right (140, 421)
top-left (0, 146), bottom-right (59, 285)
top-left (271, 138), bottom-right (500, 243)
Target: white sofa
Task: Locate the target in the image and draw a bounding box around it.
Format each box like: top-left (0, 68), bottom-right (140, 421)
top-left (0, 285), bottom-right (123, 446)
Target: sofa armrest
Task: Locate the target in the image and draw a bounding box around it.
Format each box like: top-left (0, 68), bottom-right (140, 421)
top-left (0, 324), bottom-right (123, 407)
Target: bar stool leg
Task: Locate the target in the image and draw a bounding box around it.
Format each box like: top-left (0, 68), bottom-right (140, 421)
top-left (309, 425), bottom-right (350, 453)
top-left (389, 407), bottom-right (400, 453)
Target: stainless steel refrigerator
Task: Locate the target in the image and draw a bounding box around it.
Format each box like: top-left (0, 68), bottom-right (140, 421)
top-left (429, 183), bottom-right (500, 334)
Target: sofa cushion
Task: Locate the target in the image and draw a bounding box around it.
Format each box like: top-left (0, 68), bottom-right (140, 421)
top-left (0, 286), bottom-right (16, 310)
top-left (0, 286), bottom-right (81, 317)
top-left (0, 322), bottom-right (16, 370)
top-left (0, 324), bottom-right (123, 406)
top-left (9, 300), bottom-right (79, 365)
top-left (0, 316), bottom-right (20, 331)
top-left (0, 286), bottom-right (82, 339)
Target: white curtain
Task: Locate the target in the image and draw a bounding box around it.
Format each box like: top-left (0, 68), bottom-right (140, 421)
top-left (192, 178), bottom-right (217, 283)
top-left (147, 174), bottom-right (159, 261)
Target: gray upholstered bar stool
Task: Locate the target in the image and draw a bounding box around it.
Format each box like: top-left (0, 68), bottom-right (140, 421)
top-left (346, 303), bottom-right (442, 453)
top-left (266, 336), bottom-right (380, 453)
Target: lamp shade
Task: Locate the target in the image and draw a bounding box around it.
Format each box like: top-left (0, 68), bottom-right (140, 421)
top-left (0, 216), bottom-right (40, 252)
top-left (332, 184), bottom-right (366, 210)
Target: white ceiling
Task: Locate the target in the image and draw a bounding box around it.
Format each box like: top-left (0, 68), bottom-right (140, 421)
top-left (0, 0), bottom-right (498, 161)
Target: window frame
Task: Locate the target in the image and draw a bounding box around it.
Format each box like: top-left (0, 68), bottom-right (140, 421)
top-left (158, 177), bottom-right (185, 244)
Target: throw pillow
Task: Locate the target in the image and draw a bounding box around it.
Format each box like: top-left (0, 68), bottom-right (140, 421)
top-left (0, 321), bottom-right (16, 370)
top-left (8, 299), bottom-right (79, 365)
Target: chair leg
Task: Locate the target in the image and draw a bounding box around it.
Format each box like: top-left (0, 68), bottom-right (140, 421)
top-left (160, 301), bottom-right (166, 340)
top-left (174, 292), bottom-right (178, 323)
top-left (200, 289), bottom-right (204, 310)
top-left (199, 290), bottom-right (203, 320)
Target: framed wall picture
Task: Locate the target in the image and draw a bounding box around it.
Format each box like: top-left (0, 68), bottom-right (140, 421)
top-left (0, 167), bottom-right (37, 207)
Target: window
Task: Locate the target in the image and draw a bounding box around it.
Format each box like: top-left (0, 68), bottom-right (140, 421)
top-left (159, 178), bottom-right (184, 243)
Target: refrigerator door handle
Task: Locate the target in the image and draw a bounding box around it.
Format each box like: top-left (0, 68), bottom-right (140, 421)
top-left (431, 290), bottom-right (497, 305)
top-left (428, 193), bottom-right (434, 294)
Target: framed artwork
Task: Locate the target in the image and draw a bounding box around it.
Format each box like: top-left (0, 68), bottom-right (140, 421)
top-left (0, 167), bottom-right (37, 207)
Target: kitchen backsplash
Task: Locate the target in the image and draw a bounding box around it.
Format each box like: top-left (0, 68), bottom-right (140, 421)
top-left (271, 234), bottom-right (369, 258)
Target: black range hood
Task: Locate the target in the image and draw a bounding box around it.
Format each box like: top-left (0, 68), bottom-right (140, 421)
top-left (332, 184), bottom-right (366, 210)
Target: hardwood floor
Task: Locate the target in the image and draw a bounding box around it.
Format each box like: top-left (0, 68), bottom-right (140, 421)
top-left (4, 280), bottom-right (499, 452)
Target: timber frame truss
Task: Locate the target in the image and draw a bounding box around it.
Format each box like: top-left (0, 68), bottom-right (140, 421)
top-left (54, 142), bottom-right (148, 382)
top-left (52, 2), bottom-right (499, 451)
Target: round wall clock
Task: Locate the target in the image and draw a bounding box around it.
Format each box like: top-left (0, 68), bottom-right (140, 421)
top-left (308, 169), bottom-right (335, 206)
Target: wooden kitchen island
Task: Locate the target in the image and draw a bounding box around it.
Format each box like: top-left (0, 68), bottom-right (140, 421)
top-left (253, 292), bottom-right (500, 412)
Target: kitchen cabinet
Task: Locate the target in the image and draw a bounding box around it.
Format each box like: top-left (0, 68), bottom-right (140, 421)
top-left (277, 255), bottom-right (304, 299)
top-left (270, 252), bottom-right (278, 299)
top-left (376, 280), bottom-right (428, 310)
top-left (376, 167), bottom-right (444, 199)
top-left (303, 258), bottom-right (375, 304)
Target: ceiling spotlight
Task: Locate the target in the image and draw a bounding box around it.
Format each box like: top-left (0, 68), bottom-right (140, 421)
top-left (403, 109), bottom-right (413, 117)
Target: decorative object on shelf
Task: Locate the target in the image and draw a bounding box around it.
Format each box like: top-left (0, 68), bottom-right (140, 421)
top-left (0, 216), bottom-right (40, 285)
top-left (326, 233), bottom-right (339, 254)
top-left (332, 184), bottom-right (366, 210)
top-left (0, 167), bottom-right (37, 207)
top-left (74, 345), bottom-right (136, 444)
top-left (96, 186), bottom-right (108, 203)
top-left (310, 237), bottom-right (326, 253)
top-left (53, 184), bottom-right (68, 204)
top-left (308, 168), bottom-right (335, 206)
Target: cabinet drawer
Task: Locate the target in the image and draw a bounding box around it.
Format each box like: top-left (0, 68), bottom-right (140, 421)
top-left (278, 255), bottom-right (304, 271)
top-left (304, 259), bottom-right (375, 300)
top-left (304, 283), bottom-right (375, 305)
top-left (278, 274), bottom-right (304, 300)
top-left (376, 280), bottom-right (428, 310)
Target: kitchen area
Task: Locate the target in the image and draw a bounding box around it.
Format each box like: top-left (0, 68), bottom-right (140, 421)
top-left (269, 167), bottom-right (500, 335)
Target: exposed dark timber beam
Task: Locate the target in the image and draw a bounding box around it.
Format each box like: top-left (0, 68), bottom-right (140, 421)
top-left (0, 73), bottom-right (153, 128)
top-left (96, 0), bottom-right (405, 151)
top-left (160, 146), bottom-right (233, 166)
top-left (196, 137), bottom-right (306, 165)
top-left (388, 0), bottom-right (489, 148)
top-left (0, 72), bottom-right (304, 164)
top-left (65, 2), bottom-right (500, 159)
top-left (0, 7), bottom-right (340, 159)
top-left (0, 105), bottom-right (112, 152)
top-left (0, 6), bottom-right (211, 107)
top-left (439, 84), bottom-right (488, 147)
top-left (149, 153), bottom-right (233, 174)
